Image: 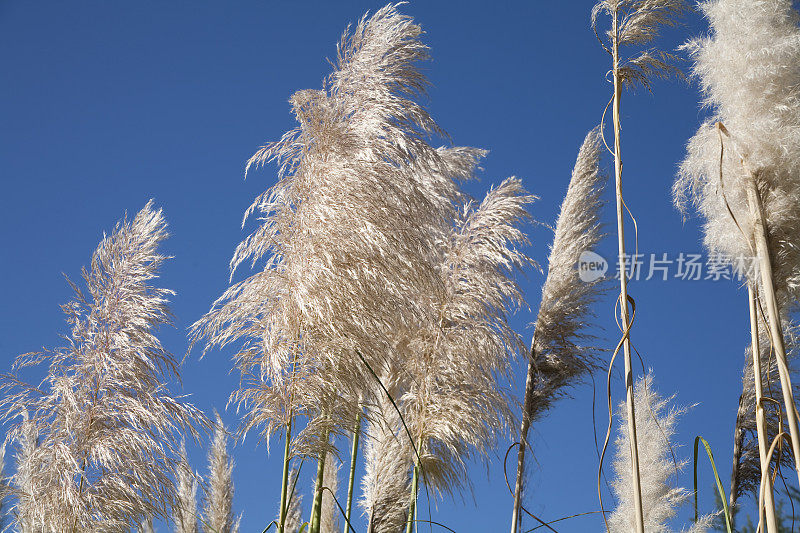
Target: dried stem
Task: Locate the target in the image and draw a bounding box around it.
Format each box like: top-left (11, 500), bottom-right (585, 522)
top-left (510, 340), bottom-right (537, 533)
top-left (510, 128), bottom-right (606, 532)
top-left (747, 284), bottom-right (779, 533)
top-left (611, 9), bottom-right (645, 532)
top-left (744, 170), bottom-right (800, 488)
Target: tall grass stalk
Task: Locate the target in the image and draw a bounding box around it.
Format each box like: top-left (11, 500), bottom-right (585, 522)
top-left (677, 0), bottom-right (800, 511)
top-left (609, 17), bottom-right (644, 532)
top-left (510, 129), bottom-right (606, 533)
top-left (511, 363), bottom-right (536, 533)
top-left (715, 124), bottom-right (800, 490)
top-left (343, 412), bottom-right (361, 533)
top-left (745, 169), bottom-right (800, 487)
top-left (278, 420), bottom-right (293, 533)
top-left (746, 284), bottom-right (778, 533)
top-left (592, 2), bottom-right (687, 530)
top-left (728, 283), bottom-right (800, 522)
top-left (309, 439), bottom-right (328, 533)
top-left (405, 445), bottom-right (421, 533)
top-left (320, 453), bottom-right (339, 533)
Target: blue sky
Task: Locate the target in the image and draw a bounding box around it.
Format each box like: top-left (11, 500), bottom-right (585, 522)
top-left (0, 1), bottom-right (772, 531)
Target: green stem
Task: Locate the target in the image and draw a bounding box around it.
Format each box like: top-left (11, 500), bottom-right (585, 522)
top-left (405, 438), bottom-right (423, 533)
top-left (694, 436), bottom-right (733, 533)
top-left (344, 411), bottom-right (362, 533)
top-left (278, 418), bottom-right (293, 533)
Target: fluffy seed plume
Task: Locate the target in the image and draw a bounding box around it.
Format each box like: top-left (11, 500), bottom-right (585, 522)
top-left (174, 446), bottom-right (198, 533)
top-left (592, 0), bottom-right (688, 90)
top-left (0, 202), bottom-right (204, 532)
top-left (398, 177), bottom-right (534, 496)
top-left (202, 413), bottom-right (238, 533)
top-left (608, 374), bottom-right (712, 533)
top-left (529, 128), bottom-right (607, 420)
top-left (511, 129), bottom-right (607, 532)
top-left (11, 412), bottom-right (37, 533)
top-left (361, 372), bottom-right (411, 532)
top-left (190, 3), bottom-right (483, 460)
top-left (676, 0), bottom-right (800, 297)
top-left (282, 469), bottom-right (304, 533)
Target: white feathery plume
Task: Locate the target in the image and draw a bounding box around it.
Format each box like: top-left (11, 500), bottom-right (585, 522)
top-left (399, 177), bottom-right (534, 498)
top-left (511, 129), bottom-right (606, 532)
top-left (0, 202), bottom-right (205, 532)
top-left (190, 3), bottom-right (483, 460)
top-left (676, 0), bottom-right (800, 297)
top-left (320, 454), bottom-right (340, 533)
top-left (592, 0), bottom-right (688, 90)
top-left (608, 374), bottom-right (713, 533)
top-left (12, 412), bottom-right (37, 533)
top-left (175, 446), bottom-right (198, 533)
top-left (530, 128), bottom-right (607, 419)
top-left (202, 413), bottom-right (237, 533)
top-left (282, 469), bottom-right (304, 533)
top-left (361, 370), bottom-right (411, 533)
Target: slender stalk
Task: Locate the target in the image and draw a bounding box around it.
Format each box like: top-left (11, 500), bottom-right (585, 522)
top-left (611, 8), bottom-right (645, 533)
top-left (745, 172), bottom-right (800, 490)
top-left (510, 341), bottom-right (537, 533)
top-left (278, 419), bottom-right (293, 533)
top-left (729, 396), bottom-right (744, 526)
top-left (405, 462), bottom-right (420, 533)
top-left (344, 412), bottom-right (362, 533)
top-left (309, 433), bottom-right (330, 533)
top-left (402, 386), bottom-right (422, 533)
top-left (748, 284), bottom-right (779, 533)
